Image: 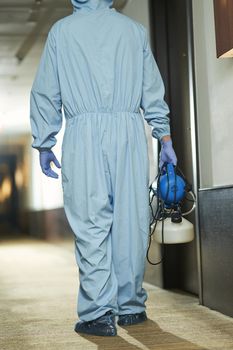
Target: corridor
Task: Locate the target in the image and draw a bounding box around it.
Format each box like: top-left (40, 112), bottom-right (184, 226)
top-left (0, 239), bottom-right (232, 350)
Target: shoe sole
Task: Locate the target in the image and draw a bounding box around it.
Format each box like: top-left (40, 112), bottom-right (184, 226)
top-left (117, 315), bottom-right (147, 326)
top-left (74, 326), bottom-right (117, 337)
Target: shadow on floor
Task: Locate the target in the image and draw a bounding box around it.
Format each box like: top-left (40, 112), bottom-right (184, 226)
top-left (78, 318), bottom-right (207, 350)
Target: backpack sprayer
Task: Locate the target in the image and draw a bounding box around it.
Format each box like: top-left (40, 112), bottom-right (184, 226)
top-left (147, 163), bottom-right (196, 265)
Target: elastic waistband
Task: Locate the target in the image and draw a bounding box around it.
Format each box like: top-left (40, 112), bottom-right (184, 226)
top-left (66, 110), bottom-right (141, 120)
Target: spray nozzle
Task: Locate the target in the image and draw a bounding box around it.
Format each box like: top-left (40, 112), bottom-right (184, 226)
top-left (171, 210), bottom-right (182, 223)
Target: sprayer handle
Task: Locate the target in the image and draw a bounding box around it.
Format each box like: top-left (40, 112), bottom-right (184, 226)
top-left (167, 163), bottom-right (175, 175)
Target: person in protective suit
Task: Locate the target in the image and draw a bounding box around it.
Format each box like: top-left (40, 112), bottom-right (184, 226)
top-left (30, 0), bottom-right (177, 337)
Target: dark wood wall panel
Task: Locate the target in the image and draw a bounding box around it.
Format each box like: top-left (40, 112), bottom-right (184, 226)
top-left (29, 208), bottom-right (73, 240)
top-left (213, 0), bottom-right (233, 58)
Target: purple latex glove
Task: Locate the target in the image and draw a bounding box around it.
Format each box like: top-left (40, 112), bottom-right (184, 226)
top-left (39, 149), bottom-right (61, 179)
top-left (159, 139), bottom-right (177, 170)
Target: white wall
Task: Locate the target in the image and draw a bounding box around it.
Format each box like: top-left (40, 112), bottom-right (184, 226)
top-left (121, 0), bottom-right (150, 27)
top-left (193, 0), bottom-right (233, 188)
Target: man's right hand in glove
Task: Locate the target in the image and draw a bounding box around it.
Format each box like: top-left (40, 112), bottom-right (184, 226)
top-left (39, 149), bottom-right (61, 179)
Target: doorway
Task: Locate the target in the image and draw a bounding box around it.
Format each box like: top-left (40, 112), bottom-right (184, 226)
top-left (147, 0), bottom-right (201, 297)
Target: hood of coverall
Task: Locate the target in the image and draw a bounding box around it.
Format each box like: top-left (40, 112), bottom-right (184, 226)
top-left (71, 0), bottom-right (113, 11)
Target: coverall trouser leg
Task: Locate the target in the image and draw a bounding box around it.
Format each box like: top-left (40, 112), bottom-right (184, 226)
top-left (61, 112), bottom-right (150, 322)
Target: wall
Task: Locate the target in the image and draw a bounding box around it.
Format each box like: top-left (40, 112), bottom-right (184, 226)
top-left (192, 0), bottom-right (233, 188)
top-left (193, 0), bottom-right (233, 317)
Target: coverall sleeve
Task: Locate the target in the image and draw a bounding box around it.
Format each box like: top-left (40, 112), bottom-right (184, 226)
top-left (30, 28), bottom-right (62, 150)
top-left (140, 27), bottom-right (171, 141)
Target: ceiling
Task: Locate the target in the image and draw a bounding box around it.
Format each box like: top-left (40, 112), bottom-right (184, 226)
top-left (0, 0), bottom-right (129, 68)
top-left (0, 0), bottom-right (74, 67)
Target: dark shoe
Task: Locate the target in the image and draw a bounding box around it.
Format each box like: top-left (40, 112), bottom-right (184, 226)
top-left (118, 311), bottom-right (147, 326)
top-left (74, 311), bottom-right (117, 336)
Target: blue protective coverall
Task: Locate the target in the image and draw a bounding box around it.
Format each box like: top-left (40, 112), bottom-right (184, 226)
top-left (30, 0), bottom-right (170, 322)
